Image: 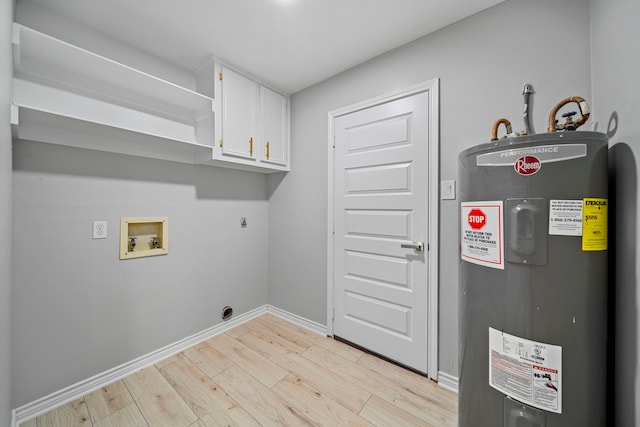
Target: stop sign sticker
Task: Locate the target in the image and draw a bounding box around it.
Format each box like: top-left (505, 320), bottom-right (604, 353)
top-left (468, 209), bottom-right (486, 230)
top-left (461, 201), bottom-right (504, 269)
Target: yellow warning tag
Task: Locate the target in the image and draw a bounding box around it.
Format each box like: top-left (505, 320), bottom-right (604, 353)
top-left (582, 198), bottom-right (607, 251)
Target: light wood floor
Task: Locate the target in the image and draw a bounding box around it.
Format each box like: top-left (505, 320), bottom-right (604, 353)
top-left (20, 313), bottom-right (458, 426)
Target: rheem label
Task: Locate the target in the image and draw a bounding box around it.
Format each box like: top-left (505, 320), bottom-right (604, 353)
top-left (514, 155), bottom-right (542, 175)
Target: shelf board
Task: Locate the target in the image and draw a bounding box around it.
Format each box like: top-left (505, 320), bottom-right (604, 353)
top-left (13, 78), bottom-right (210, 144)
top-left (12, 23), bottom-right (213, 122)
top-left (12, 105), bottom-right (214, 165)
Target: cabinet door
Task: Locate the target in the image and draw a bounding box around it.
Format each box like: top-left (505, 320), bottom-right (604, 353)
top-left (220, 67), bottom-right (258, 160)
top-left (260, 86), bottom-right (288, 166)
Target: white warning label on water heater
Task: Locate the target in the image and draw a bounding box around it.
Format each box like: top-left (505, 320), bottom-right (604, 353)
top-left (489, 328), bottom-right (563, 414)
top-left (461, 201), bottom-right (504, 269)
top-left (549, 200), bottom-right (583, 236)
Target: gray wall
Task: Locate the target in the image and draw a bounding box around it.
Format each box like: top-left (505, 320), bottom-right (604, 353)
top-left (1, 1), bottom-right (15, 424)
top-left (269, 0), bottom-right (592, 378)
top-left (12, 143), bottom-right (270, 406)
top-left (591, 0), bottom-right (640, 425)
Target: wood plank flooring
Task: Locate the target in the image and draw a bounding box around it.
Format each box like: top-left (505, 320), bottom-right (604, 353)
top-left (20, 313), bottom-right (458, 426)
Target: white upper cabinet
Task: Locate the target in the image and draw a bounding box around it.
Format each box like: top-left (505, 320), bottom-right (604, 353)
top-left (11, 23), bottom-right (290, 173)
top-left (219, 67), bottom-right (259, 161)
top-left (260, 85), bottom-right (288, 168)
top-left (211, 65), bottom-right (289, 172)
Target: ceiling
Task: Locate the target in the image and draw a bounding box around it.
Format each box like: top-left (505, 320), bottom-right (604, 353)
top-left (21, 0), bottom-right (503, 94)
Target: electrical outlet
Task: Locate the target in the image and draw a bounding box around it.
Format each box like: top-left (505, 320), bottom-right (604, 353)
top-left (93, 221), bottom-right (107, 239)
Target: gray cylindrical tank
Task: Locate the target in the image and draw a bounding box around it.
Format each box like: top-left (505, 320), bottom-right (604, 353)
top-left (458, 131), bottom-right (608, 427)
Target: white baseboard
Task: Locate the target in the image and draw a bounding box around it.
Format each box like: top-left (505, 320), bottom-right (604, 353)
top-left (437, 370), bottom-right (459, 394)
top-left (12, 304), bottom-right (272, 426)
top-left (266, 305), bottom-right (327, 336)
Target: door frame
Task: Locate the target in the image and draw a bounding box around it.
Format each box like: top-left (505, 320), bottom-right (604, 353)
top-left (327, 79), bottom-right (440, 380)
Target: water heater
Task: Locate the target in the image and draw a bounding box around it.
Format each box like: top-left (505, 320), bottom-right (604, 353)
top-left (458, 130), bottom-right (608, 426)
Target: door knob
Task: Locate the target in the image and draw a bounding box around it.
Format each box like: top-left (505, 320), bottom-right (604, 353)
top-left (401, 242), bottom-right (424, 252)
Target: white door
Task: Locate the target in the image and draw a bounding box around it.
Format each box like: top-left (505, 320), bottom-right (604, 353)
top-left (333, 91), bottom-right (430, 373)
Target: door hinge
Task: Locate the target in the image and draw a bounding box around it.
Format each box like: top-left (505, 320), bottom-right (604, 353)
top-left (219, 139), bottom-right (223, 148)
top-left (219, 71), bottom-right (223, 81)
top-left (332, 306), bottom-right (335, 320)
top-left (332, 135), bottom-right (336, 148)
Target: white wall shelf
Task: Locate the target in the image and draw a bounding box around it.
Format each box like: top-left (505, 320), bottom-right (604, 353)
top-left (11, 23), bottom-right (215, 165)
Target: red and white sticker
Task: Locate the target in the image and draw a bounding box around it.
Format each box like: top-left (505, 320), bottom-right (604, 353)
top-left (461, 201), bottom-right (504, 269)
top-left (489, 328), bottom-right (563, 413)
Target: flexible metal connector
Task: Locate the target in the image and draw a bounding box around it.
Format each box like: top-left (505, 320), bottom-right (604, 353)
top-left (522, 83), bottom-right (534, 135)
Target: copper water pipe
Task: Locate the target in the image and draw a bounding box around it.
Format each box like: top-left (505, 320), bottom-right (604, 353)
top-left (548, 96), bottom-right (591, 132)
top-left (491, 118), bottom-right (513, 141)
